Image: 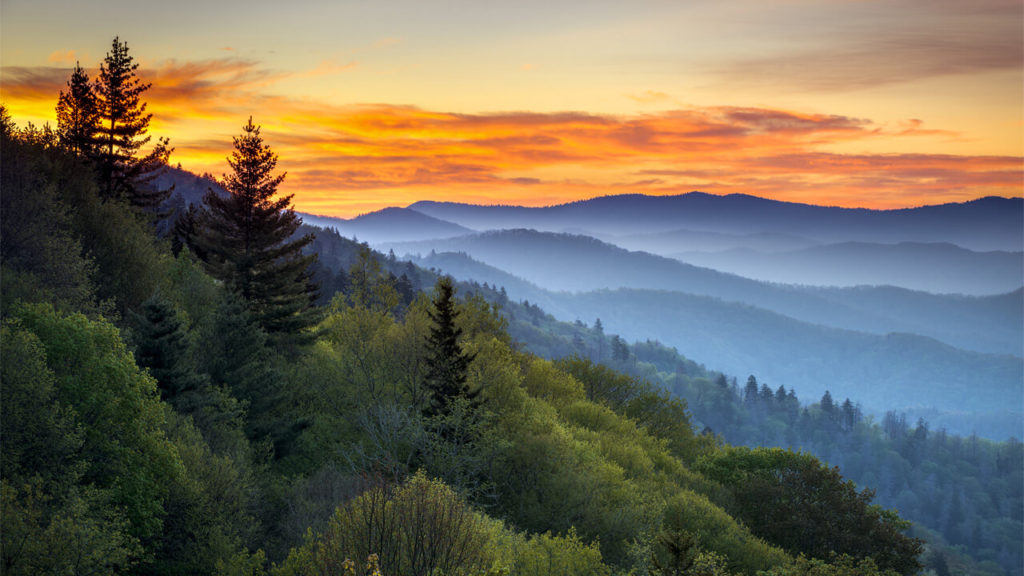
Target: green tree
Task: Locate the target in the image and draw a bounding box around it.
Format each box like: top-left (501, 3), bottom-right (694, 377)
top-left (651, 529), bottom-right (737, 576)
top-left (697, 447), bottom-right (922, 575)
top-left (130, 295), bottom-right (205, 404)
top-left (0, 112), bottom-right (98, 314)
top-left (195, 118), bottom-right (319, 346)
top-left (276, 472), bottom-right (502, 576)
top-left (93, 37), bottom-right (172, 209)
top-left (611, 334), bottom-right (630, 363)
top-left (195, 291), bottom-right (281, 446)
top-left (13, 303), bottom-right (184, 542)
top-left (422, 276), bottom-right (478, 419)
top-left (55, 62), bottom-right (99, 156)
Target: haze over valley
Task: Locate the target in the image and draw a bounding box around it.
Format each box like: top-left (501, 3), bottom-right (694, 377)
top-left (292, 193), bottom-right (1023, 439)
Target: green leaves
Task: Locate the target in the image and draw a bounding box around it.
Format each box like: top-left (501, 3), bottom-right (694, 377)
top-left (9, 303), bottom-right (183, 543)
top-left (696, 447), bottom-right (923, 575)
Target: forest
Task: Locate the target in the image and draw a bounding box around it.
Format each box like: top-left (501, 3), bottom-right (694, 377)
top-left (1, 38), bottom-right (1019, 576)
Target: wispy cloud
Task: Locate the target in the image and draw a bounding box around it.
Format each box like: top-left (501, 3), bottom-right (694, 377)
top-left (626, 90), bottom-right (671, 104)
top-left (2, 55), bottom-right (1019, 215)
top-left (297, 60), bottom-right (358, 78)
top-left (715, 0), bottom-right (1023, 92)
top-left (46, 50), bottom-right (80, 64)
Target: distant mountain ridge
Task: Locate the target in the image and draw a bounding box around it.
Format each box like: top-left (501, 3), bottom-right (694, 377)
top-left (408, 192), bottom-right (1024, 251)
top-left (412, 250), bottom-right (1022, 438)
top-left (406, 238), bottom-right (1022, 357)
top-left (674, 241), bottom-right (1024, 296)
top-left (299, 207), bottom-right (473, 244)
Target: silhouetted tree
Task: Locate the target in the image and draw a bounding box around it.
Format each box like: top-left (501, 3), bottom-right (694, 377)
top-left (55, 62), bottom-right (99, 156)
top-left (195, 118), bottom-right (319, 346)
top-left (93, 37), bottom-right (172, 209)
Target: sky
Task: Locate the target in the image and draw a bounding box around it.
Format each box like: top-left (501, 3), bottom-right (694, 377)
top-left (2, 0), bottom-right (1022, 217)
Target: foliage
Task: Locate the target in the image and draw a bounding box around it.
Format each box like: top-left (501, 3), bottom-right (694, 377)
top-left (0, 114), bottom-right (99, 314)
top-left (696, 447), bottom-right (923, 575)
top-left (274, 472), bottom-right (504, 576)
top-left (756, 554), bottom-right (901, 576)
top-left (510, 528), bottom-right (610, 576)
top-left (651, 528), bottom-right (738, 576)
top-left (8, 303), bottom-right (183, 544)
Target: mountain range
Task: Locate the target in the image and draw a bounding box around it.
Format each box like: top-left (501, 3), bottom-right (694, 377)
top-left (412, 249), bottom-right (1022, 438)
top-left (151, 169), bottom-right (1023, 438)
top-left (409, 192), bottom-right (1023, 251)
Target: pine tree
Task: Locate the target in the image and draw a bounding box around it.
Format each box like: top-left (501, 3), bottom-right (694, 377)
top-left (130, 295), bottom-right (204, 403)
top-left (93, 37), bottom-right (172, 209)
top-left (820, 390), bottom-right (835, 413)
top-left (55, 62), bottom-right (99, 156)
top-left (744, 375), bottom-right (760, 404)
top-left (422, 276), bottom-right (477, 418)
top-left (195, 118), bottom-right (320, 345)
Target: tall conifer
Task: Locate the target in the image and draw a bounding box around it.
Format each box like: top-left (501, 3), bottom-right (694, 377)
top-left (55, 62), bottom-right (99, 156)
top-left (422, 277), bottom-right (477, 418)
top-left (195, 118), bottom-right (319, 344)
top-left (93, 37), bottom-right (172, 209)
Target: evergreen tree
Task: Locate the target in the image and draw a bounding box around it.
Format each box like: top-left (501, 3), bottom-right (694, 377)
top-left (55, 62), bottom-right (99, 156)
top-left (774, 385), bottom-right (788, 403)
top-left (611, 335), bottom-right (630, 363)
top-left (422, 276), bottom-right (477, 418)
top-left (93, 37), bottom-right (173, 209)
top-left (171, 203), bottom-right (201, 257)
top-left (195, 117), bottom-right (319, 345)
top-left (744, 375), bottom-right (760, 404)
top-left (130, 295), bottom-right (204, 404)
top-left (820, 390), bottom-right (835, 413)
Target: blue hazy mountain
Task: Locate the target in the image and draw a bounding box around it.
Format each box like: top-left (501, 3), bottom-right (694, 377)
top-left (606, 228), bottom-right (821, 254)
top-left (299, 207), bottom-right (473, 244)
top-left (673, 242), bottom-right (1024, 296)
top-left (409, 192), bottom-right (1023, 251)
top-left (412, 250), bottom-right (1022, 438)
top-left (387, 229), bottom-right (1022, 355)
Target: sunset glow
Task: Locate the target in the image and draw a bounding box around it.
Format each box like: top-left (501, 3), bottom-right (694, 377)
top-left (3, 0), bottom-right (1021, 217)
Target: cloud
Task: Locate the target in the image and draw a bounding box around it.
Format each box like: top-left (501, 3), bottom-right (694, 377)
top-left (716, 0), bottom-right (1023, 92)
top-left (47, 50), bottom-right (79, 64)
top-left (0, 66), bottom-right (70, 114)
top-left (2, 55), bottom-right (1018, 215)
top-left (626, 90), bottom-right (671, 104)
top-left (298, 60), bottom-right (358, 78)
top-left (373, 37), bottom-right (403, 49)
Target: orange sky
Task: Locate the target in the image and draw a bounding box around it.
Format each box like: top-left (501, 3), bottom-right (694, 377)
top-left (2, 0), bottom-right (1021, 217)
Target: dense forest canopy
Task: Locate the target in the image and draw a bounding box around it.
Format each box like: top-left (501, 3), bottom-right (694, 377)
top-left (1, 38), bottom-right (1020, 576)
